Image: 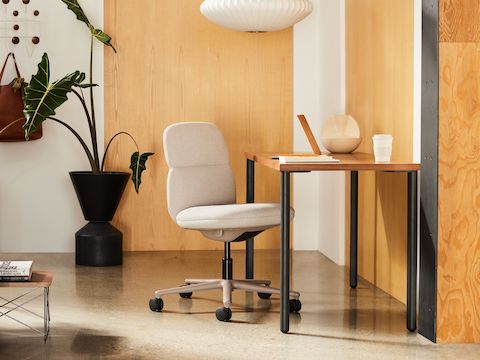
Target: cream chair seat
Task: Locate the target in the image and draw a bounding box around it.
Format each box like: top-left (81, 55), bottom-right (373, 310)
top-left (177, 203), bottom-right (294, 242)
top-left (149, 122), bottom-right (301, 322)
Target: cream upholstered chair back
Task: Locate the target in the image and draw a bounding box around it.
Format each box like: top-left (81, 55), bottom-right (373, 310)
top-left (163, 122), bottom-right (236, 222)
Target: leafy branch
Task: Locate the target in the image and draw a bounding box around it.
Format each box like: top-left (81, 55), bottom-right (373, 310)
top-left (102, 132), bottom-right (154, 193)
top-left (21, 1), bottom-right (153, 192)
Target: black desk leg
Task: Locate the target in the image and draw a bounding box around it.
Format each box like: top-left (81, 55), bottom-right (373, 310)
top-left (407, 171), bottom-right (418, 332)
top-left (280, 171), bottom-right (291, 333)
top-left (350, 171), bottom-right (358, 288)
top-left (246, 159), bottom-right (255, 279)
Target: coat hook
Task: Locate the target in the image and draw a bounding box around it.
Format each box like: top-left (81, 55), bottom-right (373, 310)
top-left (34, 10), bottom-right (39, 16)
top-left (13, 24), bottom-right (19, 31)
top-left (13, 10), bottom-right (19, 16)
top-left (12, 36), bottom-right (20, 45)
top-left (22, 0), bottom-right (30, 4)
top-left (2, 0), bottom-right (10, 4)
top-left (32, 36), bottom-right (40, 45)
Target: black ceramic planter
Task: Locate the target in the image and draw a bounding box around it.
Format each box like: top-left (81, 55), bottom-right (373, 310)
top-left (70, 172), bottom-right (130, 267)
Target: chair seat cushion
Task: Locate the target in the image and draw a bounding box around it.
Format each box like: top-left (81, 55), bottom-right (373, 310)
top-left (176, 203), bottom-right (294, 231)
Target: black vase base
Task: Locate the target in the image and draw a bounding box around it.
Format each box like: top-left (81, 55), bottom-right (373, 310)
top-left (76, 222), bottom-right (123, 266)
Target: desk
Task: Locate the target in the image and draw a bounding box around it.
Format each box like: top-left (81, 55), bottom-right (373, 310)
top-left (0, 271), bottom-right (53, 341)
top-left (244, 152), bottom-right (421, 334)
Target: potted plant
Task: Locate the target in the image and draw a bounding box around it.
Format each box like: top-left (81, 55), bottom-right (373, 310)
top-left (22, 0), bottom-right (154, 266)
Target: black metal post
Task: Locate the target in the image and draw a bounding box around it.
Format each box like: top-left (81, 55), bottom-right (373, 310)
top-left (246, 159), bottom-right (255, 279)
top-left (350, 171), bottom-right (358, 288)
top-left (223, 242), bottom-right (233, 280)
top-left (419, 0), bottom-right (439, 342)
top-left (407, 171), bottom-right (418, 332)
top-left (280, 171), bottom-right (291, 333)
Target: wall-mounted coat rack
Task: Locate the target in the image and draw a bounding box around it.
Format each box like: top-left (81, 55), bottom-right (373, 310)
top-left (1, 0), bottom-right (40, 50)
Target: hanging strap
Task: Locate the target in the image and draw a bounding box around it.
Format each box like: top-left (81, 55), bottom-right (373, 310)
top-left (0, 53), bottom-right (21, 84)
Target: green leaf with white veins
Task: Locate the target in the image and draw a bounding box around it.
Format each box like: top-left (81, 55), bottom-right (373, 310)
top-left (130, 152), bottom-right (154, 193)
top-left (23, 53), bottom-right (84, 140)
top-left (90, 27), bottom-right (116, 52)
top-left (60, 0), bottom-right (117, 52)
top-left (60, 0), bottom-right (90, 25)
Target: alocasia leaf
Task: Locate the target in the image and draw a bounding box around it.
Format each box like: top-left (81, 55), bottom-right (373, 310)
top-left (60, 0), bottom-right (116, 52)
top-left (72, 72), bottom-right (97, 88)
top-left (23, 53), bottom-right (84, 140)
top-left (60, 0), bottom-right (90, 25)
top-left (74, 83), bottom-right (99, 89)
top-left (130, 152), bottom-right (154, 193)
top-left (91, 28), bottom-right (116, 52)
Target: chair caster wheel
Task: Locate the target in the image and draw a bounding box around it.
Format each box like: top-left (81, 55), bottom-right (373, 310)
top-left (258, 292), bottom-right (272, 300)
top-left (179, 284), bottom-right (192, 298)
top-left (289, 299), bottom-right (301, 313)
top-left (215, 307), bottom-right (232, 322)
top-left (179, 292), bottom-right (192, 299)
top-left (149, 298), bottom-right (164, 312)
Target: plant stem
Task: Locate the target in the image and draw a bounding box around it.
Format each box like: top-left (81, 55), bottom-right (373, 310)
top-left (71, 88), bottom-right (93, 129)
top-left (89, 35), bottom-right (100, 172)
top-left (48, 116), bottom-right (98, 172)
top-left (101, 131), bottom-right (139, 172)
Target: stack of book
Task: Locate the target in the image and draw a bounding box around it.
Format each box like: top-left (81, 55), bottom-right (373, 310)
top-left (279, 155), bottom-right (340, 164)
top-left (0, 261), bottom-right (33, 281)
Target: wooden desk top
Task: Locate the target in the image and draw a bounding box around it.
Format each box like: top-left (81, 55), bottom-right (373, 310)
top-left (0, 271), bottom-right (53, 288)
top-left (245, 152), bottom-right (421, 172)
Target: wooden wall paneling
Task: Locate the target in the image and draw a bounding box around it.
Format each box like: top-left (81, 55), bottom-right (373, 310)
top-left (437, 42), bottom-right (480, 343)
top-left (345, 0), bottom-right (377, 287)
top-left (104, 0), bottom-right (292, 251)
top-left (439, 0), bottom-right (480, 42)
top-left (346, 0), bottom-right (414, 303)
top-left (436, 0), bottom-right (480, 344)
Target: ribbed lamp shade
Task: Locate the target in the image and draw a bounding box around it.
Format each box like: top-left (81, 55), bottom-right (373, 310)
top-left (200, 0), bottom-right (313, 32)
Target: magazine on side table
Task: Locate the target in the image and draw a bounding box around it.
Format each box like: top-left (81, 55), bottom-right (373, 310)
top-left (0, 261), bottom-right (33, 281)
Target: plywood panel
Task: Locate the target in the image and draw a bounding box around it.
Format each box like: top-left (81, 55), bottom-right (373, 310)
top-left (437, 42), bottom-right (480, 343)
top-left (104, 0), bottom-right (292, 251)
top-left (439, 0), bottom-right (480, 42)
top-left (345, 0), bottom-right (414, 303)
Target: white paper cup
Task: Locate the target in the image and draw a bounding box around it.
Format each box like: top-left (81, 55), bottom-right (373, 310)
top-left (373, 134), bottom-right (393, 162)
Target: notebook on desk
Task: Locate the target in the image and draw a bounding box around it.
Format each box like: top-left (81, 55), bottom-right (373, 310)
top-left (279, 154), bottom-right (339, 164)
top-left (275, 115), bottom-right (339, 164)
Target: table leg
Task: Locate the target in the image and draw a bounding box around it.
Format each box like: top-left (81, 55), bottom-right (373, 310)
top-left (280, 171), bottom-right (291, 333)
top-left (350, 171), bottom-right (358, 289)
top-left (407, 171), bottom-right (418, 332)
top-left (44, 287), bottom-right (50, 341)
top-left (246, 159), bottom-right (255, 279)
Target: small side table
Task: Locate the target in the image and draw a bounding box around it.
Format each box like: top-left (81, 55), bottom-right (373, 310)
top-left (0, 271), bottom-right (53, 341)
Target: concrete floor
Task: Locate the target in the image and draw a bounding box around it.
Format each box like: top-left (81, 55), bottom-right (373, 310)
top-left (0, 250), bottom-right (478, 360)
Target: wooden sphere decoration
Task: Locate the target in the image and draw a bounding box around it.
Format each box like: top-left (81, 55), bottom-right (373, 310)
top-left (32, 36), bottom-right (40, 45)
top-left (12, 37), bottom-right (20, 45)
top-left (320, 115), bottom-right (362, 154)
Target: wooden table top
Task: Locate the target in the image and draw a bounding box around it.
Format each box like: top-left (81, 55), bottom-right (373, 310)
top-left (245, 152), bottom-right (421, 172)
top-left (0, 271), bottom-right (53, 288)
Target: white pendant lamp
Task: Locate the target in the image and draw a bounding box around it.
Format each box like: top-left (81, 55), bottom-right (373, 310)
top-left (200, 0), bottom-right (313, 33)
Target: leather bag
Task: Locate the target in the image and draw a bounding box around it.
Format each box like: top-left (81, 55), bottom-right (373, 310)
top-left (0, 52), bottom-right (42, 141)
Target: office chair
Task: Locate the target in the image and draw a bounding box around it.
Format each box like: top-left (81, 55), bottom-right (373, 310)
top-left (149, 122), bottom-right (301, 322)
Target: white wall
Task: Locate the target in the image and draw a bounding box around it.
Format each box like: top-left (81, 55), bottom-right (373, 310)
top-left (293, 0), bottom-right (346, 265)
top-left (0, 0), bottom-right (104, 252)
